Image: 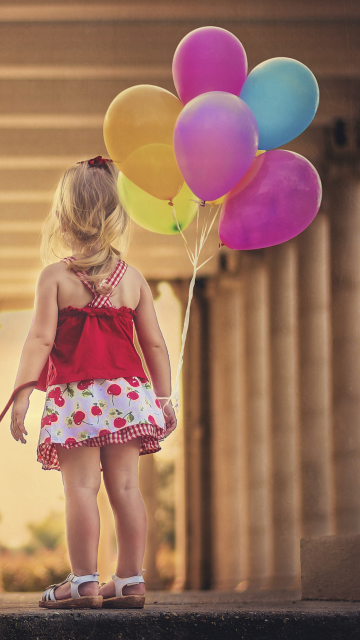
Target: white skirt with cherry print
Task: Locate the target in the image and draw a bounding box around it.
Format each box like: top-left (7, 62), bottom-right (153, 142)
top-left (37, 376), bottom-right (166, 471)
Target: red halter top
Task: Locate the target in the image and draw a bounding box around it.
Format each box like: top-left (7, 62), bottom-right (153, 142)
top-left (0, 258), bottom-right (147, 421)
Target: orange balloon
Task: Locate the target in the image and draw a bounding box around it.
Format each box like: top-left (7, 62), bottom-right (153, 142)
top-left (104, 85), bottom-right (184, 200)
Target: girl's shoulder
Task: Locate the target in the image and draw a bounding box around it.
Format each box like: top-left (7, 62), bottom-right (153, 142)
top-left (37, 261), bottom-right (68, 283)
top-left (37, 260), bottom-right (150, 298)
top-left (123, 264), bottom-right (151, 310)
top-left (125, 263), bottom-right (148, 287)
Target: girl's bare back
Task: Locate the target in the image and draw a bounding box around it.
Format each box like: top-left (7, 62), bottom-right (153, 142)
top-left (53, 260), bottom-right (142, 311)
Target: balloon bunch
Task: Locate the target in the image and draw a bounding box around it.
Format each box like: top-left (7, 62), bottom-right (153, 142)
top-left (104, 25), bottom-right (322, 251)
top-left (172, 26), bottom-right (322, 250)
top-left (103, 26), bottom-right (322, 411)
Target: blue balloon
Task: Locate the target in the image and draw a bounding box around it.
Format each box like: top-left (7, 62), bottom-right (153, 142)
top-left (240, 57), bottom-right (319, 150)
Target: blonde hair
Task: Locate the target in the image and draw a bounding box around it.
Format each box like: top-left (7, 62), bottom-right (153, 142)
top-left (41, 160), bottom-right (130, 294)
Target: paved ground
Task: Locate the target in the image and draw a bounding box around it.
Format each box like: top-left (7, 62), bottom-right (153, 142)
top-left (1, 589), bottom-right (360, 639)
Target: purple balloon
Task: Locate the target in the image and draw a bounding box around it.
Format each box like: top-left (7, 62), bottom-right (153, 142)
top-left (219, 150), bottom-right (322, 250)
top-left (174, 92), bottom-right (259, 203)
top-left (172, 26), bottom-right (248, 105)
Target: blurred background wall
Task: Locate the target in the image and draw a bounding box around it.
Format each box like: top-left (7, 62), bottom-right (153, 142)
top-left (0, 0), bottom-right (359, 592)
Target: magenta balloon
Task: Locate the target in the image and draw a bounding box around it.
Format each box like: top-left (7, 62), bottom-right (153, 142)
top-left (219, 150), bottom-right (322, 250)
top-left (174, 92), bottom-right (259, 203)
top-left (172, 26), bottom-right (248, 105)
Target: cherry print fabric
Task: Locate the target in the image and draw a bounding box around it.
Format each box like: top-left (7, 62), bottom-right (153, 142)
top-left (37, 377), bottom-right (166, 471)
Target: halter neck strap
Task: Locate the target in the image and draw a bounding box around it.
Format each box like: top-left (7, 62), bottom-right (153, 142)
top-left (62, 257), bottom-right (127, 308)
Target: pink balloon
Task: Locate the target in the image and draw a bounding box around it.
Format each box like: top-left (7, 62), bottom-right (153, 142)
top-left (174, 92), bottom-right (259, 203)
top-left (172, 26), bottom-right (248, 105)
top-left (219, 150), bottom-right (322, 250)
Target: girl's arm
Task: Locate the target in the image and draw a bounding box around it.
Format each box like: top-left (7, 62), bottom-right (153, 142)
top-left (10, 266), bottom-right (59, 444)
top-left (134, 276), bottom-right (176, 435)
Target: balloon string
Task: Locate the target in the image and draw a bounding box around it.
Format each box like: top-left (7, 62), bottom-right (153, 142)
top-left (158, 202), bottom-right (221, 417)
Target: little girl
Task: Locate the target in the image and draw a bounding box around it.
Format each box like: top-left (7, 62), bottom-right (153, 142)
top-left (0, 156), bottom-right (176, 609)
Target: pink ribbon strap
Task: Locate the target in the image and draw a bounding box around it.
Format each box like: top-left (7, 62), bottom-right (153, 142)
top-left (0, 381), bottom-right (38, 422)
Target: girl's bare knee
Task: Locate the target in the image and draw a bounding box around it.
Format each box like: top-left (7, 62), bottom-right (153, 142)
top-left (103, 471), bottom-right (140, 508)
top-left (63, 474), bottom-right (101, 495)
top-left (57, 444), bottom-right (101, 494)
top-left (61, 471), bottom-right (101, 502)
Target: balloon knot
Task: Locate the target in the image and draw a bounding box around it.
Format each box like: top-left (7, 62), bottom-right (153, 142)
top-left (200, 200), bottom-right (206, 207)
top-left (219, 242), bottom-right (225, 248)
top-left (168, 200), bottom-right (174, 206)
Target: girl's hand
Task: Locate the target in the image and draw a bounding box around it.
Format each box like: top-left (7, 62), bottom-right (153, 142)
top-left (10, 391), bottom-right (30, 444)
top-left (162, 402), bottom-right (177, 437)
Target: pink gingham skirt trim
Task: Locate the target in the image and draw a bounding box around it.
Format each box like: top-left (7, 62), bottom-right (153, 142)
top-left (38, 422), bottom-right (165, 471)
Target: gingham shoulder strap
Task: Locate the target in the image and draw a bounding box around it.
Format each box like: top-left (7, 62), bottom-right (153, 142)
top-left (62, 256), bottom-right (128, 308)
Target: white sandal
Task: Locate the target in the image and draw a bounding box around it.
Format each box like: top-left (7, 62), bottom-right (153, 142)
top-left (102, 571), bottom-right (145, 609)
top-left (39, 572), bottom-right (103, 609)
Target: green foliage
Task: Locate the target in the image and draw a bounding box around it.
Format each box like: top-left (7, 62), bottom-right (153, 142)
top-left (1, 546), bottom-right (70, 592)
top-left (155, 460), bottom-right (175, 548)
top-left (0, 510), bottom-right (69, 592)
top-left (23, 511), bottom-right (66, 553)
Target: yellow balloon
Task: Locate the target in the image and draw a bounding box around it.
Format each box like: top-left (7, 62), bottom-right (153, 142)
top-left (104, 85), bottom-right (184, 201)
top-left (256, 149), bottom-right (266, 156)
top-left (118, 173), bottom-right (198, 235)
top-left (211, 194), bottom-right (227, 206)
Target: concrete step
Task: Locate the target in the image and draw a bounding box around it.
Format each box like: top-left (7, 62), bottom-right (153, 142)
top-left (1, 590), bottom-right (360, 640)
top-left (301, 534), bottom-right (360, 601)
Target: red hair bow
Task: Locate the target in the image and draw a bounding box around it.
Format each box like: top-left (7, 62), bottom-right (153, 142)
top-left (77, 156), bottom-right (113, 167)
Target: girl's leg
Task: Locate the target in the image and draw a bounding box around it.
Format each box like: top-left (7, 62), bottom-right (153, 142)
top-left (99, 438), bottom-right (146, 597)
top-left (54, 444), bottom-right (101, 600)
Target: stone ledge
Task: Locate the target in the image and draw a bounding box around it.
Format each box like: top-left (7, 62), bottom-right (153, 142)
top-left (2, 591), bottom-right (360, 640)
top-left (301, 534), bottom-right (360, 601)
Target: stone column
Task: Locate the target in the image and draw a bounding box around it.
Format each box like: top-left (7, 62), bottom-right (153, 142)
top-left (297, 213), bottom-right (334, 537)
top-left (329, 168), bottom-right (360, 534)
top-left (267, 242), bottom-right (301, 588)
top-left (207, 274), bottom-right (248, 590)
top-left (172, 424), bottom-right (187, 591)
top-left (136, 281), bottom-right (163, 588)
top-left (243, 253), bottom-right (272, 588)
top-left (97, 481), bottom-right (115, 583)
top-left (167, 280), bottom-right (187, 592)
top-left (180, 279), bottom-right (212, 589)
top-left (139, 454), bottom-right (163, 588)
